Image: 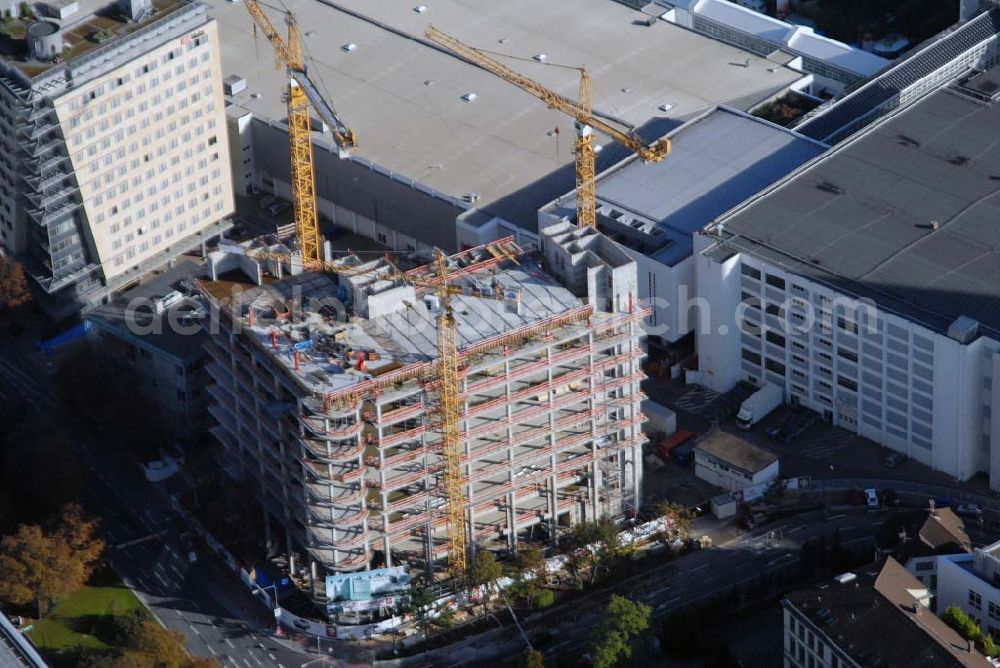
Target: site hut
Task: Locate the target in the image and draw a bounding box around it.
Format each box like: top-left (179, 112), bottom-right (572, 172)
top-left (209, 0), bottom-right (805, 256)
top-left (537, 105), bottom-right (825, 351)
top-left (200, 234), bottom-right (646, 583)
top-left (695, 63), bottom-right (1000, 490)
top-left (0, 0), bottom-right (235, 319)
top-left (692, 431), bottom-right (778, 501)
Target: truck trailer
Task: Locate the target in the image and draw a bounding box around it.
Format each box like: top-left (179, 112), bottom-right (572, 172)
top-left (735, 383), bottom-right (783, 430)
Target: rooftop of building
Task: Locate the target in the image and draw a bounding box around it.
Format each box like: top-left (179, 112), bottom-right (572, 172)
top-left (656, 0), bottom-right (888, 77)
top-left (86, 258), bottom-right (209, 362)
top-left (796, 8), bottom-right (1000, 143)
top-left (784, 558), bottom-right (993, 668)
top-left (200, 242), bottom-right (596, 397)
top-left (0, 610), bottom-right (46, 668)
top-left (693, 430), bottom-right (777, 474)
top-left (0, 0), bottom-right (192, 78)
top-left (706, 70), bottom-right (1000, 340)
top-left (919, 507), bottom-right (972, 555)
top-left (892, 506), bottom-right (973, 564)
top-left (541, 106), bottom-right (825, 266)
top-left (210, 0), bottom-right (803, 231)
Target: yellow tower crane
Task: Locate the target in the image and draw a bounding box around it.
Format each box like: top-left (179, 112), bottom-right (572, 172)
top-left (431, 250), bottom-right (468, 578)
top-left (425, 26), bottom-right (672, 229)
top-left (243, 0), bottom-right (357, 263)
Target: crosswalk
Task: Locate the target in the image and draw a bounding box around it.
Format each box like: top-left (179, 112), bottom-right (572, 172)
top-left (796, 429), bottom-right (858, 460)
top-left (673, 385), bottom-right (720, 415)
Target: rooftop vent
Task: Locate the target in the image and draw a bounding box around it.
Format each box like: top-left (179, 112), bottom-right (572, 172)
top-left (815, 181), bottom-right (844, 195)
top-left (461, 92), bottom-right (477, 102)
top-left (26, 21), bottom-right (62, 61)
top-left (341, 43), bottom-right (357, 52)
top-left (119, 0), bottom-right (151, 22)
top-left (533, 53), bottom-right (547, 62)
top-left (414, 5), bottom-right (427, 12)
top-left (462, 192), bottom-right (480, 203)
top-left (947, 315), bottom-right (979, 344)
top-left (833, 572), bottom-right (857, 585)
top-left (223, 74), bottom-right (247, 96)
top-left (658, 103), bottom-right (674, 112)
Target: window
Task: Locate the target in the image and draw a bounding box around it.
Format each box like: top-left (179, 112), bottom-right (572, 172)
top-left (989, 601), bottom-right (1000, 621)
top-left (765, 330), bottom-right (785, 347)
top-left (970, 590), bottom-right (982, 610)
top-left (764, 274), bottom-right (785, 290)
top-left (915, 560), bottom-right (934, 572)
top-left (740, 264), bottom-right (761, 280)
top-left (377, 232), bottom-right (387, 244)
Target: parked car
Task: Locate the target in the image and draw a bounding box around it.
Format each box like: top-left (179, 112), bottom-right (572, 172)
top-left (884, 451), bottom-right (906, 468)
top-left (865, 488), bottom-right (880, 509)
top-left (956, 503), bottom-right (984, 519)
top-left (266, 200), bottom-right (291, 217)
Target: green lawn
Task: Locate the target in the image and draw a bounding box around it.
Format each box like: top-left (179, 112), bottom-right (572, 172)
top-left (28, 572), bottom-right (143, 659)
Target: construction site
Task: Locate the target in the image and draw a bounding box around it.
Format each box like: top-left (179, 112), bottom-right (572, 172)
top-left (200, 227), bottom-right (647, 580)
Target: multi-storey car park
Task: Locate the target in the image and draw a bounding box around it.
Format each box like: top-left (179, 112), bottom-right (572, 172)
top-left (0, 0), bottom-right (234, 318)
top-left (211, 0), bottom-right (806, 255)
top-left (200, 231), bottom-right (646, 580)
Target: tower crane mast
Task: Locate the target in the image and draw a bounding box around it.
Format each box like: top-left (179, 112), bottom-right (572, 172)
top-left (425, 26), bottom-right (671, 229)
top-left (243, 0), bottom-right (357, 264)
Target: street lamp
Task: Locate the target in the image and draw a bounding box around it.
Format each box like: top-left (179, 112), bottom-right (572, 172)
top-left (300, 635), bottom-right (333, 668)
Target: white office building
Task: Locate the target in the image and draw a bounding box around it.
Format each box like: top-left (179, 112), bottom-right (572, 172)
top-left (0, 0), bottom-right (234, 318)
top-left (936, 540), bottom-right (1000, 640)
top-left (695, 69), bottom-right (1000, 487)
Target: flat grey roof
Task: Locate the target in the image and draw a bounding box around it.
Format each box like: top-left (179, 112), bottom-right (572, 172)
top-left (709, 79), bottom-right (1000, 339)
top-left (210, 0), bottom-right (802, 228)
top-left (544, 106), bottom-right (825, 265)
top-left (87, 259), bottom-right (208, 361)
top-left (695, 431), bottom-right (777, 474)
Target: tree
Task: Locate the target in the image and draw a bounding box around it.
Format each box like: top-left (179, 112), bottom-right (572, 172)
top-left (512, 544), bottom-right (546, 581)
top-left (520, 648), bottom-right (545, 668)
top-left (469, 550), bottom-right (503, 616)
top-left (590, 594), bottom-right (651, 668)
top-left (407, 584), bottom-right (454, 640)
top-left (565, 520), bottom-right (629, 588)
top-left (0, 256), bottom-right (30, 310)
top-left (0, 504), bottom-right (104, 617)
top-left (655, 501), bottom-right (694, 540)
top-left (508, 544), bottom-right (552, 610)
top-left (942, 605), bottom-right (982, 641)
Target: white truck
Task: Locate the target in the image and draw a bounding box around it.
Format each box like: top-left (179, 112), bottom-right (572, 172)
top-left (735, 383), bottom-right (783, 430)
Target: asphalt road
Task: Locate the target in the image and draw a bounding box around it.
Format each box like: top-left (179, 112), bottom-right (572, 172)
top-left (405, 508), bottom-right (885, 667)
top-left (0, 335), bottom-right (313, 668)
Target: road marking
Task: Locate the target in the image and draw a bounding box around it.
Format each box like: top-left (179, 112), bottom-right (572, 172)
top-left (189, 624), bottom-right (201, 637)
top-left (225, 638), bottom-right (235, 649)
top-left (251, 654), bottom-right (263, 666)
top-left (787, 526), bottom-right (803, 534)
top-left (828, 513), bottom-right (845, 520)
top-left (155, 572), bottom-right (169, 587)
top-left (656, 596), bottom-right (682, 610)
top-left (268, 654), bottom-right (276, 661)
top-left (690, 563), bottom-right (708, 573)
top-left (242, 659), bottom-right (252, 668)
top-left (208, 645), bottom-right (217, 656)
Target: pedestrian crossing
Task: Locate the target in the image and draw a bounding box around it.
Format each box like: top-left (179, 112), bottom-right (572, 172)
top-left (673, 385), bottom-right (720, 415)
top-left (796, 429), bottom-right (858, 460)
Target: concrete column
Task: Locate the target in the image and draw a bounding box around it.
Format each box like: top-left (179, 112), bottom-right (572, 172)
top-left (549, 472), bottom-right (558, 545)
top-left (507, 490), bottom-right (517, 551)
top-left (383, 536), bottom-right (392, 568)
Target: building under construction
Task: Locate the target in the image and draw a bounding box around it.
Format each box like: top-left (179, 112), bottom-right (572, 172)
top-left (201, 229), bottom-right (646, 579)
